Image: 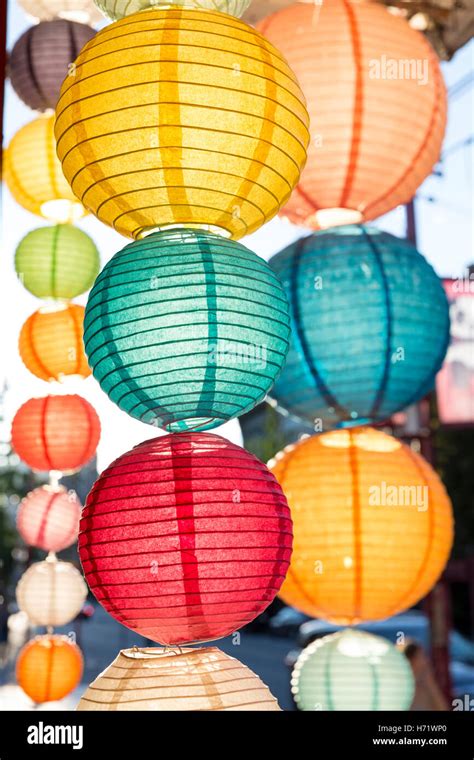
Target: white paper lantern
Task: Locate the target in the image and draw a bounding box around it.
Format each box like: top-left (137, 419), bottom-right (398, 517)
top-left (16, 558), bottom-right (87, 627)
top-left (18, 0), bottom-right (102, 24)
top-left (77, 646), bottom-right (281, 711)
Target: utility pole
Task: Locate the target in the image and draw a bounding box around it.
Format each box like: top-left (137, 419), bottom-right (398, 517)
top-left (406, 198), bottom-right (453, 706)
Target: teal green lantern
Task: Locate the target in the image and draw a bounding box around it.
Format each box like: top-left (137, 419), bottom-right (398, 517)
top-left (269, 225), bottom-right (450, 429)
top-left (292, 630), bottom-right (415, 711)
top-left (84, 229), bottom-right (290, 431)
top-left (15, 225), bottom-right (100, 300)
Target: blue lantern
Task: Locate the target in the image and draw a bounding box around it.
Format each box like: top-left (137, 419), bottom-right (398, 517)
top-left (269, 225), bottom-right (450, 429)
top-left (84, 229), bottom-right (291, 431)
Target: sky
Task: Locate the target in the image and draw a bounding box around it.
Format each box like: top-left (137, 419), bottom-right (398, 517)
top-left (1, 0), bottom-right (473, 471)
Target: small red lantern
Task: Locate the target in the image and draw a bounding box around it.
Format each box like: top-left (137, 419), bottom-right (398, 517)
top-left (17, 485), bottom-right (81, 552)
top-left (79, 432), bottom-right (292, 645)
top-left (11, 394), bottom-right (100, 473)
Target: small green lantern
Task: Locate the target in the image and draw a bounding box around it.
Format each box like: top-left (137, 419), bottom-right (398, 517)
top-left (292, 629), bottom-right (415, 711)
top-left (15, 225), bottom-right (100, 300)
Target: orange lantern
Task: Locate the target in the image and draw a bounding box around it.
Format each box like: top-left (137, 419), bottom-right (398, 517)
top-left (269, 427), bottom-right (453, 624)
top-left (17, 634), bottom-right (83, 703)
top-left (11, 394), bottom-right (101, 473)
top-left (258, 0), bottom-right (447, 228)
top-left (19, 304), bottom-right (90, 382)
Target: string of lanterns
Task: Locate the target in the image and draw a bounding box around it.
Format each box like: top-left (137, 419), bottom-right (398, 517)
top-left (6, 0), bottom-right (104, 705)
top-left (46, 0), bottom-right (309, 707)
top-left (3, 0), bottom-right (454, 710)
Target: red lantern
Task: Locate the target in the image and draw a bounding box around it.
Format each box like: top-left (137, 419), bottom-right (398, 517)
top-left (79, 432), bottom-right (292, 645)
top-left (11, 394), bottom-right (100, 473)
top-left (17, 485), bottom-right (81, 552)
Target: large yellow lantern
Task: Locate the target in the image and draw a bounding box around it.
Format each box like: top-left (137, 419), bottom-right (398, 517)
top-left (269, 427), bottom-right (453, 624)
top-left (55, 8), bottom-right (310, 240)
top-left (4, 116), bottom-right (85, 223)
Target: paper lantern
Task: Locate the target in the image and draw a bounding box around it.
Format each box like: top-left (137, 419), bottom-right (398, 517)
top-left (292, 630), bottom-right (414, 711)
top-left (18, 0), bottom-right (102, 24)
top-left (269, 427), bottom-right (453, 624)
top-left (15, 224), bottom-right (100, 300)
top-left (9, 20), bottom-right (96, 112)
top-left (269, 226), bottom-right (450, 428)
top-left (17, 634), bottom-right (83, 704)
top-left (17, 485), bottom-right (81, 552)
top-left (95, 0), bottom-right (252, 20)
top-left (79, 432), bottom-right (292, 644)
top-left (11, 394), bottom-right (101, 473)
top-left (258, 0), bottom-right (446, 228)
top-left (55, 8), bottom-right (310, 240)
top-left (17, 558), bottom-right (87, 626)
top-left (77, 646), bottom-right (280, 710)
top-left (19, 304), bottom-right (91, 382)
top-left (84, 228), bottom-right (290, 431)
top-left (4, 115), bottom-right (85, 223)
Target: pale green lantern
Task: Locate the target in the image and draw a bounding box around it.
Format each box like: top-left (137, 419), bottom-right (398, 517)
top-left (292, 630), bottom-right (415, 711)
top-left (15, 225), bottom-right (100, 300)
top-left (94, 0), bottom-right (252, 21)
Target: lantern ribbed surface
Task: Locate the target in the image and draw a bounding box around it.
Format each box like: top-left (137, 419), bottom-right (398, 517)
top-left (17, 558), bottom-right (87, 627)
top-left (79, 432), bottom-right (292, 645)
top-left (15, 224), bottom-right (100, 300)
top-left (5, 115), bottom-right (85, 223)
top-left (84, 229), bottom-right (290, 431)
top-left (269, 225), bottom-right (450, 429)
top-left (9, 20), bottom-right (96, 112)
top-left (77, 646), bottom-right (280, 710)
top-left (19, 304), bottom-right (91, 382)
top-left (11, 394), bottom-right (101, 473)
top-left (17, 485), bottom-right (81, 553)
top-left (18, 0), bottom-right (102, 24)
top-left (17, 635), bottom-right (83, 704)
top-left (292, 630), bottom-right (414, 711)
top-left (258, 0), bottom-right (446, 228)
top-left (269, 427), bottom-right (453, 624)
top-left (95, 0), bottom-right (252, 20)
top-left (54, 8), bottom-right (310, 240)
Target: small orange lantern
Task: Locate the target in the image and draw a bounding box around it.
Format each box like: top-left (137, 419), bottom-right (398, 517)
top-left (16, 634), bottom-right (83, 703)
top-left (19, 304), bottom-right (90, 382)
top-left (269, 427), bottom-right (453, 624)
top-left (11, 394), bottom-right (101, 473)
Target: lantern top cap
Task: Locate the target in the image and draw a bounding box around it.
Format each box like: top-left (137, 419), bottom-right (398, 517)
top-left (120, 646), bottom-right (218, 661)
